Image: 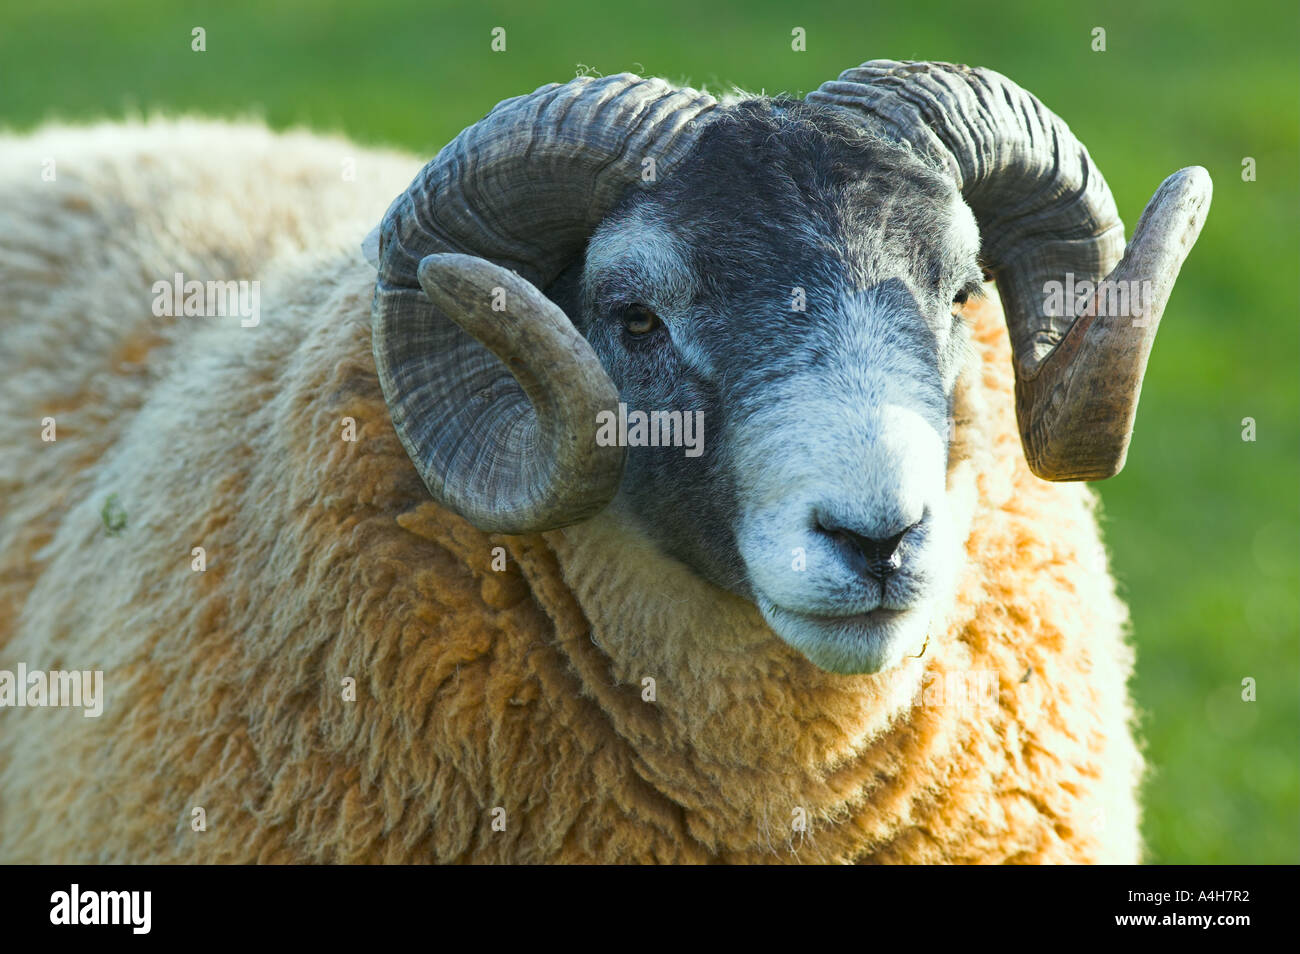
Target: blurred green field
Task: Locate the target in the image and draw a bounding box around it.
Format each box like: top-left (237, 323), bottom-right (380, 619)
top-left (2, 0), bottom-right (1296, 863)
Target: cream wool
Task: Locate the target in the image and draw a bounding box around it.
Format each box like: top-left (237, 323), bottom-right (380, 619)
top-left (0, 119), bottom-right (1141, 863)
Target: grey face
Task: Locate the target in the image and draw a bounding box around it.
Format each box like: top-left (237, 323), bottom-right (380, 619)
top-left (548, 99), bottom-right (985, 674)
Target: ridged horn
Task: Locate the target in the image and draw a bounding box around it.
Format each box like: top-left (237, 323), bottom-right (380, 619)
top-left (371, 74), bottom-right (717, 530)
top-left (808, 60), bottom-right (1211, 480)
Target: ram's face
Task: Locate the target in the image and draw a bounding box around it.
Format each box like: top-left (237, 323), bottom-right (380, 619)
top-left (382, 74), bottom-right (1206, 677)
top-left (554, 102), bottom-right (985, 674)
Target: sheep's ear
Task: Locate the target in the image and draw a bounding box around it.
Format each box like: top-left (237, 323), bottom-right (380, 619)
top-left (543, 259), bottom-right (586, 322)
top-left (360, 227), bottom-right (381, 270)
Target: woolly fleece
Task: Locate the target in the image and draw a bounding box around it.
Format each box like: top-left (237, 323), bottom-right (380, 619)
top-left (0, 119), bottom-right (1142, 863)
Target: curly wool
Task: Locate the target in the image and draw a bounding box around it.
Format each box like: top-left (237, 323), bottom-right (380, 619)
top-left (0, 119), bottom-right (1142, 863)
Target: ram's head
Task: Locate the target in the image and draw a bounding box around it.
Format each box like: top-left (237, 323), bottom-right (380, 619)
top-left (369, 62), bottom-right (1210, 674)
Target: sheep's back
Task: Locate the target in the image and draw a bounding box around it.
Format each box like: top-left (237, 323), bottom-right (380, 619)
top-left (0, 119), bottom-right (418, 647)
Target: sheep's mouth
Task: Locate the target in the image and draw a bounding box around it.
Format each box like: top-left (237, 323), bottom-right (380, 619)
top-left (756, 598), bottom-right (926, 675)
top-left (786, 606), bottom-right (904, 625)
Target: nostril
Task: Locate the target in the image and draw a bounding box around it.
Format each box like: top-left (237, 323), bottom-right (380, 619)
top-left (853, 529), bottom-right (907, 565)
top-left (842, 528), bottom-right (906, 579)
top-left (816, 519), bottom-right (917, 580)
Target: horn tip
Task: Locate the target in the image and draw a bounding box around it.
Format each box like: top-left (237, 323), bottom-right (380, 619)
top-left (1027, 451), bottom-right (1128, 483)
top-left (1158, 165), bottom-right (1214, 215)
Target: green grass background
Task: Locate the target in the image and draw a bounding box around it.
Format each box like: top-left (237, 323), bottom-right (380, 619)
top-left (2, 0), bottom-right (1296, 863)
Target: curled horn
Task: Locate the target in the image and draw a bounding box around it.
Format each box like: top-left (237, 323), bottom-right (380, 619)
top-left (371, 75), bottom-right (717, 530)
top-left (808, 60), bottom-right (1211, 480)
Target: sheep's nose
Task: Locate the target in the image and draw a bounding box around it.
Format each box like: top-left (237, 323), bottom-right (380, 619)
top-left (817, 520), bottom-right (914, 580)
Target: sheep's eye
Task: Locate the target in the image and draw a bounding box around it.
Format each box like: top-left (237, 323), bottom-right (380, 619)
top-left (622, 304), bottom-right (659, 335)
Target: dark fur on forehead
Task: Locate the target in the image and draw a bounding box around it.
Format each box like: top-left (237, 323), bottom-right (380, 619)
top-left (616, 97), bottom-right (980, 308)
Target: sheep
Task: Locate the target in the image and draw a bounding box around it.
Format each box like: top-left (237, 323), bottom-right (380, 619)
top-left (0, 61), bottom-right (1210, 863)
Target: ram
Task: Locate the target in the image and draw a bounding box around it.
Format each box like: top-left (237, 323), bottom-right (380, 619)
top-left (0, 60), bottom-right (1209, 863)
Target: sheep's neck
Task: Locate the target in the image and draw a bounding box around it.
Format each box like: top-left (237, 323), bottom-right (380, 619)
top-left (494, 324), bottom-right (989, 858)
